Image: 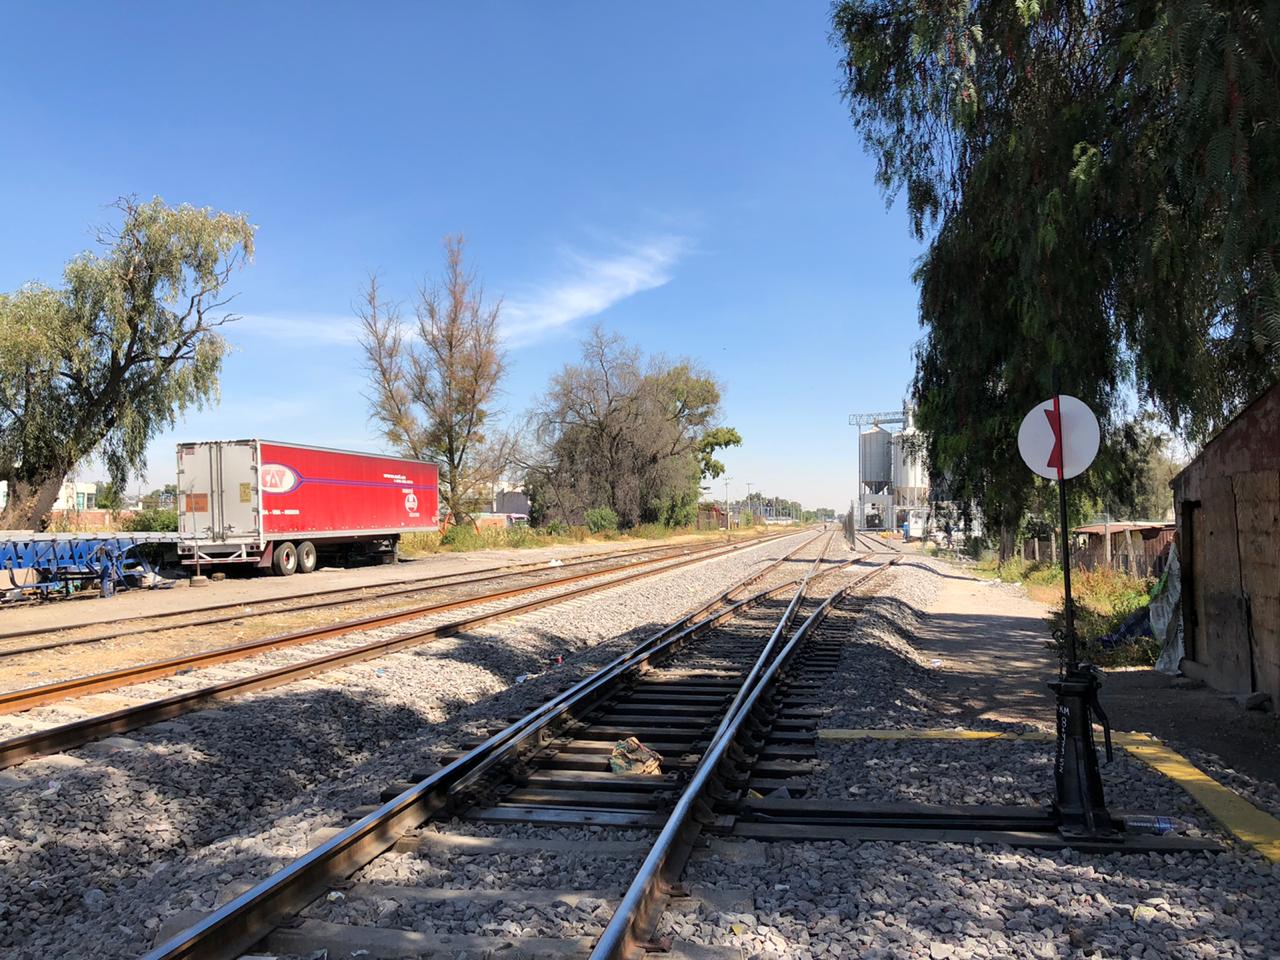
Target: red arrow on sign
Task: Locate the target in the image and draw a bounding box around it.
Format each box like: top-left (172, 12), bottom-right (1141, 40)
top-left (1044, 394), bottom-right (1064, 480)
top-left (1019, 394), bottom-right (1099, 481)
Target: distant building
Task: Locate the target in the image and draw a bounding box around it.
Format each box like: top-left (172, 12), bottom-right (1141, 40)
top-left (851, 405), bottom-right (930, 530)
top-left (53, 481), bottom-right (97, 512)
top-left (1172, 382), bottom-right (1279, 708)
top-left (1071, 521), bottom-right (1175, 578)
top-left (0, 480), bottom-right (97, 515)
top-left (494, 489), bottom-right (531, 516)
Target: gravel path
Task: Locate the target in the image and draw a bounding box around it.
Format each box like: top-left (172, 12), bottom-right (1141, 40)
top-left (811, 739), bottom-right (1217, 837)
top-left (19, 541), bottom-right (1270, 960)
top-left (306, 821), bottom-right (647, 942)
top-left (0, 531), bottom-right (817, 959)
top-left (289, 548), bottom-right (865, 948)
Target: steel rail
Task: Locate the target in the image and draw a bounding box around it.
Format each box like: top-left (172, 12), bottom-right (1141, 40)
top-left (439, 540), bottom-right (852, 812)
top-left (0, 534), bottom-right (792, 716)
top-left (0, 532), bottom-right (823, 769)
top-left (138, 537), bottom-right (837, 960)
top-left (591, 558), bottom-right (899, 959)
top-left (698, 534), bottom-right (837, 755)
top-left (854, 530), bottom-right (904, 554)
top-left (0, 533), bottom-right (786, 655)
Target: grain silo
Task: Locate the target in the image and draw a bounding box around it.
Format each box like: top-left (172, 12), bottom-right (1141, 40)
top-left (859, 426), bottom-right (893, 495)
top-left (892, 425), bottom-right (928, 508)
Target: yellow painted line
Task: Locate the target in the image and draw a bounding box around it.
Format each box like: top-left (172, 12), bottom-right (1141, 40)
top-left (819, 728), bottom-right (1051, 742)
top-left (818, 727), bottom-right (1280, 863)
top-left (1113, 731), bottom-right (1280, 863)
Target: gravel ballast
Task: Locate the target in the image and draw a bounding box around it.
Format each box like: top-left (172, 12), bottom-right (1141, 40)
top-left (0, 531), bottom-right (820, 958)
top-left (11, 543), bottom-right (1273, 960)
top-left (670, 554), bottom-right (1280, 959)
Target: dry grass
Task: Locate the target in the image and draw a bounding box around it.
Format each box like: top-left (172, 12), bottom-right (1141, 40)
top-left (399, 522), bottom-right (778, 558)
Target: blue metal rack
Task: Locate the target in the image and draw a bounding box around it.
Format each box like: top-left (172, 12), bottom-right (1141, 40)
top-left (0, 533), bottom-right (177, 601)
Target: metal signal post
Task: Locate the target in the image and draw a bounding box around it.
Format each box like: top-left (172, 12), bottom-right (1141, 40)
top-left (1018, 389), bottom-right (1118, 840)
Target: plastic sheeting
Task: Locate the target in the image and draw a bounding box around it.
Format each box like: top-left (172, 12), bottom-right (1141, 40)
top-left (1152, 543), bottom-right (1184, 674)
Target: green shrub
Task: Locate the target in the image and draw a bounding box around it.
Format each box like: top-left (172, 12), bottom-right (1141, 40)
top-left (544, 520), bottom-right (569, 536)
top-left (584, 507), bottom-right (619, 533)
top-left (440, 524), bottom-right (482, 549)
top-left (1048, 566), bottom-right (1158, 666)
top-left (122, 508), bottom-right (178, 532)
top-left (399, 531), bottom-right (442, 555)
top-left (503, 525), bottom-right (541, 548)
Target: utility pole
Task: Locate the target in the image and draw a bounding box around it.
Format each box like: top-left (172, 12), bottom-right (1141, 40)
top-left (723, 476), bottom-right (732, 540)
top-left (746, 482), bottom-right (753, 527)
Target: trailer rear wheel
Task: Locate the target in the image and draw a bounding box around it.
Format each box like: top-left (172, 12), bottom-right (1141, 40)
top-left (296, 541), bottom-right (317, 574)
top-left (272, 542), bottom-right (298, 576)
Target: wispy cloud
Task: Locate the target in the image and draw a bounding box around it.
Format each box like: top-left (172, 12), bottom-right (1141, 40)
top-left (502, 235), bottom-right (688, 346)
top-left (233, 313), bottom-right (360, 345)
top-left (223, 234), bottom-right (688, 350)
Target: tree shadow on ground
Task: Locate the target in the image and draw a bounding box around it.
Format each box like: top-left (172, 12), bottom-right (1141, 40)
top-left (0, 612), bottom-right (679, 959)
top-left (684, 834), bottom-right (1274, 960)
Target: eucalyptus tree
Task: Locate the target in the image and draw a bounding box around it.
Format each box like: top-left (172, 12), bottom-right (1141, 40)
top-left (0, 198), bottom-right (254, 530)
top-left (832, 0), bottom-right (1280, 545)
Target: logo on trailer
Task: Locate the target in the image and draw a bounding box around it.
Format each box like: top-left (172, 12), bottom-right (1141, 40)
top-left (260, 464), bottom-right (300, 494)
top-left (404, 492), bottom-right (419, 513)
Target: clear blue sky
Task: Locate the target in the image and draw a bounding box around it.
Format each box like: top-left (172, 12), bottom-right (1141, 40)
top-left (0, 2), bottom-right (924, 511)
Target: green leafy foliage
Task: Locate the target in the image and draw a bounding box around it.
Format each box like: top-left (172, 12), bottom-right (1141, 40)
top-left (696, 426), bottom-right (742, 480)
top-left (832, 0), bottom-right (1280, 540)
top-left (440, 524), bottom-right (482, 549)
top-left (526, 327), bottom-right (740, 529)
top-left (584, 506), bottom-right (619, 533)
top-left (122, 507), bottom-right (178, 532)
top-left (0, 197), bottom-right (254, 529)
top-left (94, 481), bottom-right (123, 512)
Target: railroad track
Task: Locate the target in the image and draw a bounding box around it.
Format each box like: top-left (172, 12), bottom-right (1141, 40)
top-left (0, 530), bottom-right (821, 768)
top-left (142, 532), bottom-right (896, 960)
top-left (0, 532), bottom-right (788, 657)
top-left (852, 529), bottom-right (904, 554)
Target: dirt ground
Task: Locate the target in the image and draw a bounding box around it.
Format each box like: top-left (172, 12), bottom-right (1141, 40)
top-left (913, 553), bottom-right (1280, 799)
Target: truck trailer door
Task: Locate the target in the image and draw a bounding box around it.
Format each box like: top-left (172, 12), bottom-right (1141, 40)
top-left (215, 441), bottom-right (259, 539)
top-left (178, 441), bottom-right (260, 541)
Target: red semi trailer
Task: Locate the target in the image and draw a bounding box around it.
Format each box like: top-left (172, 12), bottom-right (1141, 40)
top-left (176, 440), bottom-right (439, 575)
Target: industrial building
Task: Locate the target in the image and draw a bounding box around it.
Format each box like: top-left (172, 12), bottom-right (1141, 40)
top-left (1172, 381), bottom-right (1279, 709)
top-left (848, 405), bottom-right (929, 530)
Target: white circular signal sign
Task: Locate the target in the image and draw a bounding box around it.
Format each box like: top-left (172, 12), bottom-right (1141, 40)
top-left (1017, 395), bottom-right (1100, 480)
